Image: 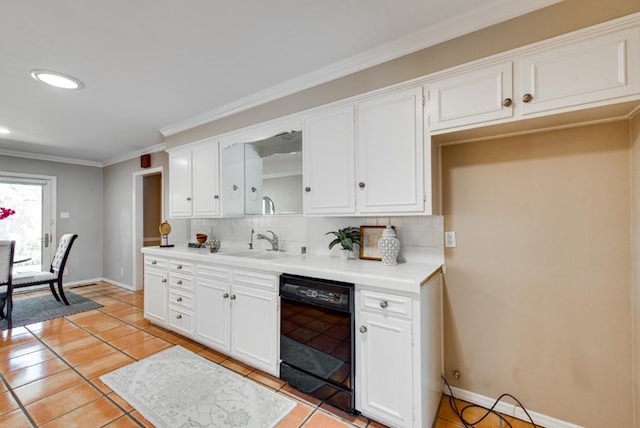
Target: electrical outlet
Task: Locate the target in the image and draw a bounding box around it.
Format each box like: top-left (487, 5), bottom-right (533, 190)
top-left (120, 267), bottom-right (124, 275)
top-left (445, 231), bottom-right (457, 247)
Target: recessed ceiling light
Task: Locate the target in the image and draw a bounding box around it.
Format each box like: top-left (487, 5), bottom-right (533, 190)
top-left (30, 69), bottom-right (84, 90)
top-left (0, 127), bottom-right (10, 134)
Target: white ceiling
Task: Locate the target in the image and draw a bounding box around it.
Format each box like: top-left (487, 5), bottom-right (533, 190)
top-left (0, 0), bottom-right (560, 166)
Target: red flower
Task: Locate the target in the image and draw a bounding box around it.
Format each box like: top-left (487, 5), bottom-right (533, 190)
top-left (0, 207), bottom-right (15, 220)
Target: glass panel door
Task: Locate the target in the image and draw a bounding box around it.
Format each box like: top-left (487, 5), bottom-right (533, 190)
top-left (0, 174), bottom-right (54, 273)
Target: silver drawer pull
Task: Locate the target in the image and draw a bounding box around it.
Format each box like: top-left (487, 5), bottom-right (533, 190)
top-left (161, 278), bottom-right (167, 283)
top-left (151, 260), bottom-right (157, 265)
top-left (223, 293), bottom-right (229, 299)
top-left (177, 280), bottom-right (183, 285)
top-left (176, 314), bottom-right (182, 320)
top-left (379, 300), bottom-right (388, 308)
top-left (176, 297), bottom-right (183, 302)
top-left (359, 326), bottom-right (367, 334)
top-left (230, 294), bottom-right (236, 300)
top-left (177, 265), bottom-right (183, 270)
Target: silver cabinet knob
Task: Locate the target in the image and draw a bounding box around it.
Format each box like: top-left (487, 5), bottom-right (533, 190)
top-left (230, 294), bottom-right (236, 300)
top-left (223, 293), bottom-right (229, 299)
top-left (214, 195), bottom-right (219, 199)
top-left (522, 93), bottom-right (533, 103)
top-left (151, 260), bottom-right (157, 265)
top-left (305, 187), bottom-right (311, 192)
top-left (379, 300), bottom-right (388, 308)
top-left (502, 97), bottom-right (513, 107)
top-left (177, 265), bottom-right (182, 270)
top-left (161, 278), bottom-right (167, 283)
top-left (177, 280), bottom-right (182, 285)
top-left (176, 314), bottom-right (182, 320)
top-left (358, 182), bottom-right (365, 189)
top-left (176, 297), bottom-right (182, 302)
top-left (186, 197), bottom-right (192, 201)
top-left (359, 326), bottom-right (367, 334)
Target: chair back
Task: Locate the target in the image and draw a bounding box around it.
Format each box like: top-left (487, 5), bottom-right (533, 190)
top-left (51, 234), bottom-right (78, 273)
top-left (0, 240), bottom-right (16, 286)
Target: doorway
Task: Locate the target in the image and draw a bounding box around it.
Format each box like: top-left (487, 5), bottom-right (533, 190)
top-left (133, 167), bottom-right (163, 291)
top-left (0, 172), bottom-right (56, 273)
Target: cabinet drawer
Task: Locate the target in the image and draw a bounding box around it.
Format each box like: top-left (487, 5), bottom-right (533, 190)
top-left (197, 264), bottom-right (229, 281)
top-left (168, 307), bottom-right (194, 337)
top-left (169, 290), bottom-right (193, 310)
top-left (145, 256), bottom-right (167, 269)
top-left (233, 269), bottom-right (277, 290)
top-left (169, 273), bottom-right (194, 292)
top-left (360, 290), bottom-right (412, 318)
top-left (170, 260), bottom-right (194, 274)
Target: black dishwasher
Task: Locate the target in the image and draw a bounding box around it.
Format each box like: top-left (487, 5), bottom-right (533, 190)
top-left (279, 274), bottom-right (356, 414)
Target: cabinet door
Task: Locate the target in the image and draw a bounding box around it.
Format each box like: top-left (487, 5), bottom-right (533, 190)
top-left (428, 62), bottom-right (514, 131)
top-left (169, 149), bottom-right (192, 217)
top-left (357, 87), bottom-right (425, 214)
top-left (303, 105), bottom-right (356, 215)
top-left (195, 279), bottom-right (230, 352)
top-left (192, 143), bottom-right (220, 217)
top-left (519, 27), bottom-right (640, 116)
top-left (357, 311), bottom-right (413, 427)
top-left (143, 268), bottom-right (168, 327)
top-left (230, 285), bottom-right (279, 375)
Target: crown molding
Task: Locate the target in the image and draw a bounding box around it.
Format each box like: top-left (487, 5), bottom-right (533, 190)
top-left (0, 148), bottom-right (103, 167)
top-left (160, 0), bottom-right (562, 137)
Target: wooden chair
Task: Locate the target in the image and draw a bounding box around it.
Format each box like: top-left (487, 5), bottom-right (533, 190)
top-left (12, 234), bottom-right (78, 305)
top-left (0, 240), bottom-right (16, 329)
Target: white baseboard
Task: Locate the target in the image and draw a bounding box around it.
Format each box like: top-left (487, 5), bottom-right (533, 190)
top-left (444, 386), bottom-right (583, 428)
top-left (97, 278), bottom-right (135, 291)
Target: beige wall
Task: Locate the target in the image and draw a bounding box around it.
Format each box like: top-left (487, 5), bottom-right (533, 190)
top-left (632, 112), bottom-right (640, 427)
top-left (441, 121), bottom-right (633, 427)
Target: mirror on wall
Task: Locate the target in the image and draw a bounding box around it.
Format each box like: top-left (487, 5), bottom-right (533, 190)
top-left (244, 130), bottom-right (302, 215)
top-left (221, 130), bottom-right (303, 216)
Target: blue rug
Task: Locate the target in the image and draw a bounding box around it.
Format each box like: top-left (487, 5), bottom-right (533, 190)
top-left (0, 291), bottom-right (102, 330)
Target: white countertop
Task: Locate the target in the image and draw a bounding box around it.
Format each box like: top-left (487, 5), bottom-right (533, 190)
top-left (142, 245), bottom-right (442, 295)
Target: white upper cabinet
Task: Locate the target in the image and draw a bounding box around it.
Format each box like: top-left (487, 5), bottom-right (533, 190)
top-left (357, 87), bottom-right (426, 214)
top-left (303, 87), bottom-right (428, 216)
top-left (192, 144), bottom-right (220, 217)
top-left (519, 26), bottom-right (640, 116)
top-left (168, 141), bottom-right (220, 218)
top-left (303, 105), bottom-right (356, 215)
top-left (427, 23), bottom-right (640, 133)
top-left (428, 62), bottom-right (514, 131)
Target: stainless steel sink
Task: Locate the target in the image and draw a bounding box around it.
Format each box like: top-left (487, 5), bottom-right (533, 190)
top-left (223, 250), bottom-right (291, 260)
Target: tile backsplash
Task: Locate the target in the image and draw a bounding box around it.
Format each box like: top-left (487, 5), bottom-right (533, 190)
top-left (190, 215), bottom-right (444, 265)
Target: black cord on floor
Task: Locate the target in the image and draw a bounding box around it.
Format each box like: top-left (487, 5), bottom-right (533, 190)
top-left (441, 375), bottom-right (538, 428)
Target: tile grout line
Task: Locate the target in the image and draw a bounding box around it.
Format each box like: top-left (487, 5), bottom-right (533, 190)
top-left (0, 370), bottom-right (38, 427)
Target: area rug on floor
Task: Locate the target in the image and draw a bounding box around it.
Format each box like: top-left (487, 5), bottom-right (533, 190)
top-left (0, 291), bottom-right (102, 331)
top-left (100, 345), bottom-right (296, 428)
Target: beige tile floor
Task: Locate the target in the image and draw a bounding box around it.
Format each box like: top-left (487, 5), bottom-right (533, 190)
top-left (0, 282), bottom-right (541, 428)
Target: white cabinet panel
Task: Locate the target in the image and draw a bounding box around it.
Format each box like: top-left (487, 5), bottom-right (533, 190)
top-left (428, 62), bottom-right (514, 130)
top-left (195, 278), bottom-right (231, 352)
top-left (357, 310), bottom-right (413, 427)
top-left (303, 105), bottom-right (356, 215)
top-left (168, 149), bottom-right (192, 217)
top-left (230, 284), bottom-right (279, 375)
top-left (357, 87), bottom-right (425, 214)
top-left (143, 268), bottom-right (168, 327)
top-left (520, 27), bottom-right (640, 115)
top-left (192, 144), bottom-right (220, 217)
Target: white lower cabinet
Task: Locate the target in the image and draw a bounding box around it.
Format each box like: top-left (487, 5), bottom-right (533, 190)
top-left (356, 273), bottom-right (443, 428)
top-left (194, 264), bottom-right (279, 375)
top-left (143, 256), bottom-right (168, 327)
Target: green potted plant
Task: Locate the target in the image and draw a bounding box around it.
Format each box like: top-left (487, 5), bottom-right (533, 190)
top-left (326, 226), bottom-right (361, 260)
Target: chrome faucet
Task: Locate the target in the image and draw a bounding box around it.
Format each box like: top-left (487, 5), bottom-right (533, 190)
top-left (256, 230), bottom-right (279, 251)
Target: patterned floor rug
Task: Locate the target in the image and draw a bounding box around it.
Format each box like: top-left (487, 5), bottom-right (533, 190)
top-left (0, 291), bottom-right (102, 331)
top-left (101, 346), bottom-right (296, 428)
